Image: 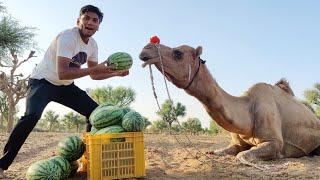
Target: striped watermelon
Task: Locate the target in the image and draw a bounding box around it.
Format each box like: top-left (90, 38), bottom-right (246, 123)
top-left (68, 161), bottom-right (79, 178)
top-left (26, 159), bottom-right (61, 180)
top-left (49, 156), bottom-right (70, 180)
top-left (89, 103), bottom-right (114, 120)
top-left (107, 52), bottom-right (133, 70)
top-left (122, 111), bottom-right (145, 132)
top-left (95, 125), bottom-right (125, 142)
top-left (95, 125), bottom-right (125, 135)
top-left (57, 136), bottom-right (85, 162)
top-left (121, 106), bottom-right (132, 115)
top-left (89, 105), bottom-right (124, 129)
top-left (90, 126), bottom-right (99, 135)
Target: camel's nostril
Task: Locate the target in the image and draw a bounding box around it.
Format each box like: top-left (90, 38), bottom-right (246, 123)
top-left (142, 57), bottom-right (150, 61)
top-left (139, 53), bottom-right (151, 61)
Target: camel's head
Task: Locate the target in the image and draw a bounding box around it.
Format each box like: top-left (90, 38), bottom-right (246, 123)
top-left (139, 43), bottom-right (203, 89)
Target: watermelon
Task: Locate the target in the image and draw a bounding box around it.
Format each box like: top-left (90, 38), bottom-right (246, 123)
top-left (107, 52), bottom-right (133, 70)
top-left (49, 156), bottom-right (70, 180)
top-left (122, 111), bottom-right (145, 132)
top-left (89, 103), bottom-right (114, 120)
top-left (89, 105), bottom-right (124, 129)
top-left (90, 126), bottom-right (99, 135)
top-left (26, 159), bottom-right (61, 180)
top-left (95, 125), bottom-right (125, 142)
top-left (68, 161), bottom-right (79, 178)
top-left (121, 106), bottom-right (132, 115)
top-left (57, 136), bottom-right (85, 162)
top-left (95, 125), bottom-right (125, 135)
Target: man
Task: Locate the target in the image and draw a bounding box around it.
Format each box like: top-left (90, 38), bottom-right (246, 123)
top-left (0, 5), bottom-right (127, 173)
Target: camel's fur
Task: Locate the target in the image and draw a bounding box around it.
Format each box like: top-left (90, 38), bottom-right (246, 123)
top-left (139, 43), bottom-right (320, 162)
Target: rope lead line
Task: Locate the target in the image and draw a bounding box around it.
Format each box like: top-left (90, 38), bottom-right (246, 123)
top-left (147, 44), bottom-right (229, 167)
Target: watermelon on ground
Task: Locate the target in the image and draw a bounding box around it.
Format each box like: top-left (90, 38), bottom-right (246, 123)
top-left (68, 161), bottom-right (79, 177)
top-left (49, 156), bottom-right (70, 180)
top-left (26, 159), bottom-right (62, 180)
top-left (57, 136), bottom-right (85, 162)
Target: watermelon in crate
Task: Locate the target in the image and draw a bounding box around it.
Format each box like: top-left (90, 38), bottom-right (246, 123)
top-left (57, 136), bottom-right (85, 162)
top-left (95, 125), bottom-right (124, 135)
top-left (89, 105), bottom-right (124, 129)
top-left (95, 125), bottom-right (125, 142)
top-left (107, 52), bottom-right (133, 70)
top-left (122, 110), bottom-right (145, 132)
top-left (121, 106), bottom-right (132, 115)
top-left (90, 126), bottom-right (99, 135)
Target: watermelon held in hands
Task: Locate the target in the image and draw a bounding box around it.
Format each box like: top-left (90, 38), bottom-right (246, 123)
top-left (122, 110), bottom-right (145, 132)
top-left (89, 105), bottom-right (125, 129)
top-left (26, 159), bottom-right (62, 180)
top-left (107, 52), bottom-right (133, 70)
top-left (57, 136), bottom-right (85, 162)
top-left (49, 156), bottom-right (71, 180)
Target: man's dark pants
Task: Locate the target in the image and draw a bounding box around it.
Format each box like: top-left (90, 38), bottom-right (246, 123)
top-left (0, 78), bottom-right (98, 170)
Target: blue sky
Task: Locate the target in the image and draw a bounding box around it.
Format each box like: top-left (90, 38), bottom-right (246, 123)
top-left (2, 0), bottom-right (320, 128)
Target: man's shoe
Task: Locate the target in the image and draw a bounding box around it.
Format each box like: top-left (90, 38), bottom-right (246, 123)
top-left (0, 168), bottom-right (7, 179)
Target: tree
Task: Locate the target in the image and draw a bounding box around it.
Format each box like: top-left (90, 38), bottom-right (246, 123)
top-left (181, 117), bottom-right (203, 135)
top-left (142, 116), bottom-right (151, 130)
top-left (0, 92), bottom-right (8, 128)
top-left (208, 121), bottom-right (222, 135)
top-left (156, 99), bottom-right (186, 134)
top-left (152, 119), bottom-right (168, 133)
top-left (301, 101), bottom-right (316, 114)
top-left (0, 2), bottom-right (6, 14)
top-left (87, 86), bottom-right (135, 107)
top-left (0, 3), bottom-right (37, 132)
top-left (61, 112), bottom-right (86, 132)
top-left (42, 110), bottom-right (60, 132)
top-left (304, 82), bottom-right (320, 118)
top-left (170, 123), bottom-right (181, 133)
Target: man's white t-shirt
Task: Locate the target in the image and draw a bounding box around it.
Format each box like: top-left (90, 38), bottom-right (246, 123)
top-left (30, 27), bottom-right (98, 85)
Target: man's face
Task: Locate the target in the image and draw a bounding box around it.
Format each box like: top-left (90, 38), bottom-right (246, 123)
top-left (77, 11), bottom-right (100, 37)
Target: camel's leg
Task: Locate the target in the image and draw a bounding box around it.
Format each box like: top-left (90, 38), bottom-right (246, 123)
top-left (209, 133), bottom-right (251, 156)
top-left (236, 141), bottom-right (282, 163)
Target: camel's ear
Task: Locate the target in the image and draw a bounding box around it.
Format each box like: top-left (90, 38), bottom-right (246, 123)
top-left (195, 46), bottom-right (202, 58)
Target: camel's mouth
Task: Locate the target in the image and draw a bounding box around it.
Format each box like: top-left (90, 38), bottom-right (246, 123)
top-left (139, 54), bottom-right (160, 68)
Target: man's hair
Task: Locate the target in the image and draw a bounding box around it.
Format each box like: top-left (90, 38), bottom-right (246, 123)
top-left (79, 5), bottom-right (103, 23)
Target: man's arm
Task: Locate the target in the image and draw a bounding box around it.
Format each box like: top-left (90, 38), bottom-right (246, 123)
top-left (57, 56), bottom-right (90, 80)
top-left (57, 56), bottom-right (115, 80)
top-left (87, 60), bottom-right (129, 80)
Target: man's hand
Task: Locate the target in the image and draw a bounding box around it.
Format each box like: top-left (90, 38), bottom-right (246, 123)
top-left (90, 62), bottom-right (116, 74)
top-left (114, 70), bottom-right (129, 77)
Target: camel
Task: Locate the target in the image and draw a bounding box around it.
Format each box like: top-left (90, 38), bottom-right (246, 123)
top-left (139, 43), bottom-right (320, 163)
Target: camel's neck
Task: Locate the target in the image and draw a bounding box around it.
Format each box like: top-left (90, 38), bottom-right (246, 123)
top-left (185, 65), bottom-right (252, 135)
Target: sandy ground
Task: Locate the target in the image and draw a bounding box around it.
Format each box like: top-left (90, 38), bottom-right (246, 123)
top-left (0, 132), bottom-right (320, 179)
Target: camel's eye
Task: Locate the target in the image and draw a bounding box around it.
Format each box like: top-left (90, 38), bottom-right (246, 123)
top-left (173, 49), bottom-right (183, 60)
